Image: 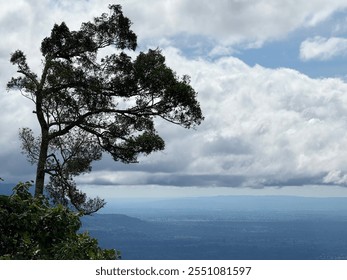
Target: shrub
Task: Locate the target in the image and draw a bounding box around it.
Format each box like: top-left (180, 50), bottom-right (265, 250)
top-left (0, 181), bottom-right (119, 259)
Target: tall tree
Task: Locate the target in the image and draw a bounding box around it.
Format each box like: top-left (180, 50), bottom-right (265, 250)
top-left (7, 5), bottom-right (203, 214)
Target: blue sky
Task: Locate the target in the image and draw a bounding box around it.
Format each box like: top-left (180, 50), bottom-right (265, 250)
top-left (3, 0), bottom-right (347, 199)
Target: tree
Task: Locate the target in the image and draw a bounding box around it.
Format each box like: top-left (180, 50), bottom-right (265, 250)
top-left (7, 4), bottom-right (203, 214)
top-left (0, 181), bottom-right (118, 259)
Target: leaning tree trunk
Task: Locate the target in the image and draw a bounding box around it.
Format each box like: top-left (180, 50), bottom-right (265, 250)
top-left (34, 130), bottom-right (49, 197)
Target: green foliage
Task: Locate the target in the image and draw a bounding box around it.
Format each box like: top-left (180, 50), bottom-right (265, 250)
top-left (0, 181), bottom-right (118, 260)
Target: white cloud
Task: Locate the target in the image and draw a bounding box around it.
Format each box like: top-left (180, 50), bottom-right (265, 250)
top-left (123, 0), bottom-right (347, 46)
top-left (323, 170), bottom-right (347, 185)
top-left (144, 48), bottom-right (347, 188)
top-left (72, 48), bottom-right (347, 189)
top-left (300, 36), bottom-right (347, 61)
top-left (208, 45), bottom-right (236, 57)
top-left (132, 0), bottom-right (347, 55)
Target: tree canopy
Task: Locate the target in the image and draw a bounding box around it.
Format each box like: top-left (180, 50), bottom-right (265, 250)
top-left (7, 4), bottom-right (203, 214)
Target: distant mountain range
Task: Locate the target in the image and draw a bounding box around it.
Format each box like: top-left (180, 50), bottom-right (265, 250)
top-left (4, 180), bottom-right (347, 213)
top-left (103, 194), bottom-right (347, 214)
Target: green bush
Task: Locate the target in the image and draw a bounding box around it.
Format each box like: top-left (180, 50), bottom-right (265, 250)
top-left (0, 181), bottom-right (119, 259)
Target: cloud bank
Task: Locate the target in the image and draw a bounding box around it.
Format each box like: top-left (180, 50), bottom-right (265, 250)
top-left (74, 48), bottom-right (347, 189)
top-left (2, 0), bottom-right (347, 192)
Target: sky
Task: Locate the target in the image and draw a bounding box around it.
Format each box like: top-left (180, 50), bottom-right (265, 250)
top-left (3, 0), bottom-right (347, 198)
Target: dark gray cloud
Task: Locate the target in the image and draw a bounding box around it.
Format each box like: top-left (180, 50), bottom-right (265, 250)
top-left (202, 136), bottom-right (252, 156)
